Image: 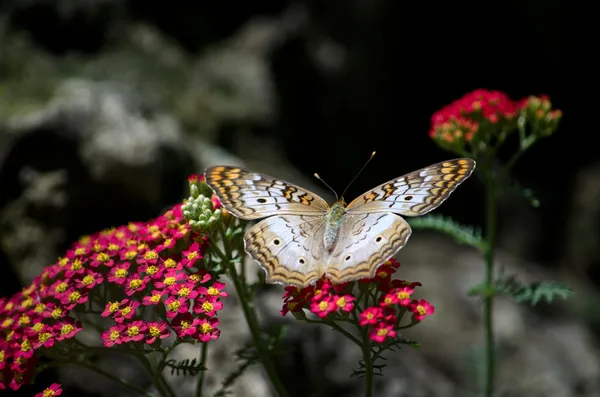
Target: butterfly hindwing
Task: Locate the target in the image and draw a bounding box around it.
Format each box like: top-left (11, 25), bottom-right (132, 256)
top-left (205, 166), bottom-right (329, 220)
top-left (243, 214), bottom-right (326, 287)
top-left (325, 213), bottom-right (412, 283)
top-left (346, 158), bottom-right (475, 216)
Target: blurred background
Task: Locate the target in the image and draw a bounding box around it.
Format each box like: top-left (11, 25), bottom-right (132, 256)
top-left (1, 1), bottom-right (599, 396)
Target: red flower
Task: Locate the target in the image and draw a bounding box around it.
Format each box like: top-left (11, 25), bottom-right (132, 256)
top-left (196, 317), bottom-right (220, 342)
top-left (368, 322), bottom-right (397, 343)
top-left (145, 321), bottom-right (170, 344)
top-left (409, 299), bottom-right (435, 321)
top-left (310, 296), bottom-right (337, 318)
top-left (333, 295), bottom-right (355, 312)
top-left (35, 383), bottom-right (63, 397)
top-left (359, 307), bottom-right (383, 326)
top-left (101, 325), bottom-right (126, 348)
top-left (122, 321), bottom-right (148, 343)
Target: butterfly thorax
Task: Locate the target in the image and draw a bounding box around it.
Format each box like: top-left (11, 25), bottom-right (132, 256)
top-left (323, 201), bottom-right (347, 253)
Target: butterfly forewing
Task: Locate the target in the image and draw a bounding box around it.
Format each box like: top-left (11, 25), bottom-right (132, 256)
top-left (346, 158), bottom-right (475, 216)
top-left (205, 166), bottom-right (330, 220)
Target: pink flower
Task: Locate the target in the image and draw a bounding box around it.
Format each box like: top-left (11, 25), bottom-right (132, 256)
top-left (310, 296), bottom-right (336, 318)
top-left (359, 307), bottom-right (383, 326)
top-left (333, 295), bottom-right (355, 312)
top-left (409, 299), bottom-right (435, 321)
top-left (101, 325), bottom-right (126, 347)
top-left (35, 383), bottom-right (62, 397)
top-left (145, 321), bottom-right (170, 344)
top-left (193, 296), bottom-right (223, 316)
top-left (196, 318), bottom-right (220, 342)
top-left (122, 321), bottom-right (148, 343)
top-left (368, 322), bottom-right (397, 343)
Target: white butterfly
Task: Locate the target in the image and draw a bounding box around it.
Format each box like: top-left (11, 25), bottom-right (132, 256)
top-left (205, 158), bottom-right (475, 287)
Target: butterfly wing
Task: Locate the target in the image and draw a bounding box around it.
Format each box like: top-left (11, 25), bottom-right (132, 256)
top-left (346, 158), bottom-right (475, 216)
top-left (243, 214), bottom-right (327, 287)
top-left (205, 166), bottom-right (330, 220)
top-left (324, 213), bottom-right (412, 283)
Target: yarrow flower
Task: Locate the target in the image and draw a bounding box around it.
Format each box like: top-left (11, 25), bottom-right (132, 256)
top-left (281, 258), bottom-right (434, 344)
top-left (35, 383), bottom-right (63, 397)
top-left (429, 89), bottom-right (562, 155)
top-left (0, 174), bottom-right (227, 391)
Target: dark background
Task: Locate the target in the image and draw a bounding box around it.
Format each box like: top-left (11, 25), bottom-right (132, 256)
top-left (1, 1), bottom-right (598, 396)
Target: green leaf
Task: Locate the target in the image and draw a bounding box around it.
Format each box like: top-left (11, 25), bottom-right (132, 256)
top-left (165, 358), bottom-right (206, 376)
top-left (213, 359), bottom-right (256, 397)
top-left (495, 275), bottom-right (573, 305)
top-left (407, 214), bottom-right (487, 252)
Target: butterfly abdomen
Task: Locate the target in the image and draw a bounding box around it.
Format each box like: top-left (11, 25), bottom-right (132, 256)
top-left (324, 203), bottom-right (346, 253)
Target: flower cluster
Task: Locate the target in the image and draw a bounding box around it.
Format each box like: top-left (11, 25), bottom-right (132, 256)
top-left (429, 89), bottom-right (562, 155)
top-left (429, 89), bottom-right (522, 146)
top-left (281, 259), bottom-right (434, 343)
top-left (0, 197), bottom-right (226, 391)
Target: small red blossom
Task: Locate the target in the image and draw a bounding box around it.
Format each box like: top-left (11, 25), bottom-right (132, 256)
top-left (197, 281), bottom-right (227, 298)
top-left (35, 383), bottom-right (63, 397)
top-left (181, 242), bottom-right (203, 268)
top-left (359, 307), bottom-right (383, 326)
top-left (101, 325), bottom-right (126, 348)
top-left (113, 299), bottom-right (140, 324)
top-left (145, 321), bottom-right (170, 344)
top-left (196, 317), bottom-right (220, 342)
top-left (334, 295), bottom-right (355, 312)
top-left (172, 313), bottom-right (200, 338)
top-left (164, 296), bottom-right (190, 318)
top-left (409, 299), bottom-right (435, 321)
top-left (310, 296), bottom-right (337, 318)
top-left (122, 321), bottom-right (148, 343)
top-left (142, 290), bottom-right (165, 306)
top-left (369, 322), bottom-right (397, 343)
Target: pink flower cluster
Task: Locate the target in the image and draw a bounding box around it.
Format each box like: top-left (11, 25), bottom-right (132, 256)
top-left (0, 202), bottom-right (225, 391)
top-left (429, 89), bottom-right (523, 144)
top-left (281, 259), bottom-right (434, 343)
top-left (429, 89), bottom-right (562, 147)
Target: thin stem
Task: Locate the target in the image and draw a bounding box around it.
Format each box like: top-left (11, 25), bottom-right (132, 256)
top-left (361, 324), bottom-right (374, 397)
top-left (483, 164), bottom-right (497, 397)
top-left (220, 227), bottom-right (290, 397)
top-left (66, 360), bottom-right (150, 396)
top-left (196, 342), bottom-right (209, 397)
top-left (305, 318), bottom-right (362, 347)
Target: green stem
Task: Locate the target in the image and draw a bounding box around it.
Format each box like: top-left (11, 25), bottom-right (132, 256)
top-left (361, 326), bottom-right (374, 397)
top-left (227, 263), bottom-right (290, 397)
top-left (483, 164), bottom-right (497, 397)
top-left (66, 360), bottom-right (150, 396)
top-left (219, 226), bottom-right (290, 397)
top-left (305, 319), bottom-right (362, 347)
top-left (196, 342), bottom-right (209, 397)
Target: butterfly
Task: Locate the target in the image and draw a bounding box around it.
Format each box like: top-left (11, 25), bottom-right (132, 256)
top-left (205, 158), bottom-right (475, 288)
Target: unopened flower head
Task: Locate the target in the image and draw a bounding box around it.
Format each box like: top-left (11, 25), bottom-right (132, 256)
top-left (183, 174), bottom-right (224, 233)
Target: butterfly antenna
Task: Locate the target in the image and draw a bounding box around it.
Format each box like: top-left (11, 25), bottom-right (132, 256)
top-left (340, 151), bottom-right (376, 199)
top-left (314, 173), bottom-right (339, 200)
